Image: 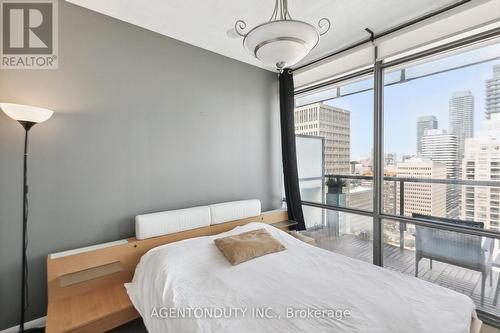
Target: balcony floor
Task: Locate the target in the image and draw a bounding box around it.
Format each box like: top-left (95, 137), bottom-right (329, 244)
top-left (302, 228), bottom-right (500, 317)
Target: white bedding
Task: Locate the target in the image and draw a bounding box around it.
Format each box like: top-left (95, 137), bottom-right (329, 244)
top-left (125, 222), bottom-right (480, 333)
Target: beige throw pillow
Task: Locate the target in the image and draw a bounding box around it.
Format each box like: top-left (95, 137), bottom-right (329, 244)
top-left (214, 228), bottom-right (286, 265)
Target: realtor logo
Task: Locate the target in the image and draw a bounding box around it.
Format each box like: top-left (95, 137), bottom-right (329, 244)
top-left (1, 0), bottom-right (58, 69)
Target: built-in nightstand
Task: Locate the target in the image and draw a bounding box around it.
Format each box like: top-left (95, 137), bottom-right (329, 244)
top-left (287, 231), bottom-right (316, 245)
top-left (270, 220), bottom-right (316, 245)
top-left (270, 220), bottom-right (298, 231)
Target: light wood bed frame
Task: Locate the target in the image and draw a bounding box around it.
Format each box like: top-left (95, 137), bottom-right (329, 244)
top-left (46, 209), bottom-right (288, 333)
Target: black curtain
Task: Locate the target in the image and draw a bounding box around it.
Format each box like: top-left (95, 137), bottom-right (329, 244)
top-left (279, 68), bottom-right (306, 230)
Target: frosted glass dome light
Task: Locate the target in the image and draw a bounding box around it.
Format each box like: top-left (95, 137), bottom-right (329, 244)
top-left (234, 0), bottom-right (331, 70)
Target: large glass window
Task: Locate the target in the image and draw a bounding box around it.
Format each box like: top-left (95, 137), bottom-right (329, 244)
top-left (301, 205), bottom-right (373, 263)
top-left (383, 40), bottom-right (500, 232)
top-left (295, 75), bottom-right (374, 212)
top-left (383, 219), bottom-right (499, 316)
top-left (293, 33), bottom-right (500, 323)
top-left (379, 40), bottom-right (500, 319)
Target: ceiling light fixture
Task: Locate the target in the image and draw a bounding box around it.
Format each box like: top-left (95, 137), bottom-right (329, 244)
top-left (234, 0), bottom-right (331, 71)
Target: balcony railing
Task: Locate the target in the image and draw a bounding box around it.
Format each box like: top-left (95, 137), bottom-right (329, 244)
top-left (299, 174), bottom-right (500, 248)
top-left (298, 174), bottom-right (500, 316)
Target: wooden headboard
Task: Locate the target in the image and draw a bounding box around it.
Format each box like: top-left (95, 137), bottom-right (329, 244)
top-left (46, 209), bottom-right (288, 333)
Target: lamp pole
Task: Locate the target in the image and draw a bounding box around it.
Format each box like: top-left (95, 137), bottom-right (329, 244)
top-left (19, 121), bottom-right (35, 333)
top-left (0, 104), bottom-right (53, 333)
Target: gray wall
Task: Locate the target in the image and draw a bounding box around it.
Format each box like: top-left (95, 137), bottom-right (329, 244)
top-left (0, 1), bottom-right (281, 329)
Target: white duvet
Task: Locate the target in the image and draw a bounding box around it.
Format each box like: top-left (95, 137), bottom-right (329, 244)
top-left (125, 222), bottom-right (480, 333)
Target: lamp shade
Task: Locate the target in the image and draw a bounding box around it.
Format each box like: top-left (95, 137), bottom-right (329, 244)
top-left (243, 20), bottom-right (320, 69)
top-left (234, 0), bottom-right (331, 70)
top-left (0, 103), bottom-right (54, 123)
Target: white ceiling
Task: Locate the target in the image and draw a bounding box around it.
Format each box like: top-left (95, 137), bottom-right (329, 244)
top-left (66, 0), bottom-right (463, 71)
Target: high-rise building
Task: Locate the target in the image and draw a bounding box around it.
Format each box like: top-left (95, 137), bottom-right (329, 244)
top-left (461, 113), bottom-right (500, 230)
top-left (383, 180), bottom-right (397, 215)
top-left (295, 103), bottom-right (350, 175)
top-left (421, 129), bottom-right (458, 179)
top-left (396, 157), bottom-right (447, 219)
top-left (486, 64), bottom-right (500, 119)
top-left (344, 187), bottom-right (373, 235)
top-left (402, 155), bottom-right (415, 162)
top-left (449, 90), bottom-right (474, 159)
top-left (421, 129), bottom-right (459, 218)
top-left (416, 115), bottom-right (438, 155)
top-left (385, 153), bottom-right (397, 167)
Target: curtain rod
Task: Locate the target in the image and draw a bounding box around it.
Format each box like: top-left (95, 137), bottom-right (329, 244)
top-left (291, 0), bottom-right (473, 73)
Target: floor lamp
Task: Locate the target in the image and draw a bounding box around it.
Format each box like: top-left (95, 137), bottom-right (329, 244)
top-left (0, 103), bottom-right (54, 333)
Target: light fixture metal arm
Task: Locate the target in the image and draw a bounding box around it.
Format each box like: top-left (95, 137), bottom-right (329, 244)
top-left (269, 0), bottom-right (279, 21)
top-left (318, 18), bottom-right (331, 36)
top-left (234, 19), bottom-right (247, 37)
top-left (281, 0), bottom-right (292, 20)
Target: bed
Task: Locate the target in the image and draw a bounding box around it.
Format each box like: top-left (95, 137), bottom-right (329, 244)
top-left (125, 221), bottom-right (481, 333)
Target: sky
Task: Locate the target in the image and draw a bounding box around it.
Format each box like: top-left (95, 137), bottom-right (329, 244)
top-left (323, 46), bottom-right (500, 161)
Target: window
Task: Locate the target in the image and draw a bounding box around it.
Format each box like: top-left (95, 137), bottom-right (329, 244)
top-left (301, 206), bottom-right (373, 263)
top-left (293, 31), bottom-right (500, 322)
top-left (383, 38), bottom-right (500, 232)
top-left (382, 39), bottom-right (500, 316)
top-left (383, 219), bottom-right (497, 316)
top-left (295, 75), bottom-right (374, 213)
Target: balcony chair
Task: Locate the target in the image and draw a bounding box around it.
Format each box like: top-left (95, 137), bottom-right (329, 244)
top-left (412, 214), bottom-right (494, 306)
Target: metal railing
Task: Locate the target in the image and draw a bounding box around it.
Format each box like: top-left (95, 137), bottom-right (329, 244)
top-left (301, 174), bottom-right (500, 248)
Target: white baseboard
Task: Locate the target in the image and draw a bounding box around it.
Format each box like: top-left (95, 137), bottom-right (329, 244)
top-left (0, 317), bottom-right (45, 333)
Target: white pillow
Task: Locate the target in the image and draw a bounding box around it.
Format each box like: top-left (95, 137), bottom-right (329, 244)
top-left (135, 206), bottom-right (211, 240)
top-left (209, 200), bottom-right (261, 225)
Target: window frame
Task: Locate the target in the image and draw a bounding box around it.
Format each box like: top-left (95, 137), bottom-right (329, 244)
top-left (293, 26), bottom-right (500, 327)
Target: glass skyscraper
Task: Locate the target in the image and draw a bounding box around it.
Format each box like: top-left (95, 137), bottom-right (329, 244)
top-left (416, 115), bottom-right (438, 155)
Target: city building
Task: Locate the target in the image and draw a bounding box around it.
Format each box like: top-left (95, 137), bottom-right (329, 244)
top-left (421, 129), bottom-right (458, 179)
top-left (421, 129), bottom-right (459, 218)
top-left (350, 161), bottom-right (359, 174)
top-left (449, 90), bottom-right (474, 158)
top-left (347, 186), bottom-right (373, 211)
top-left (383, 180), bottom-right (397, 215)
top-left (395, 157), bottom-right (447, 220)
top-left (402, 155), bottom-right (415, 162)
top-left (486, 64), bottom-right (500, 119)
top-left (295, 103), bottom-right (350, 175)
top-left (416, 115), bottom-right (438, 155)
top-left (461, 113), bottom-right (500, 230)
top-left (344, 186), bottom-right (373, 235)
top-left (385, 153), bottom-right (397, 167)
top-left (353, 155), bottom-right (373, 175)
